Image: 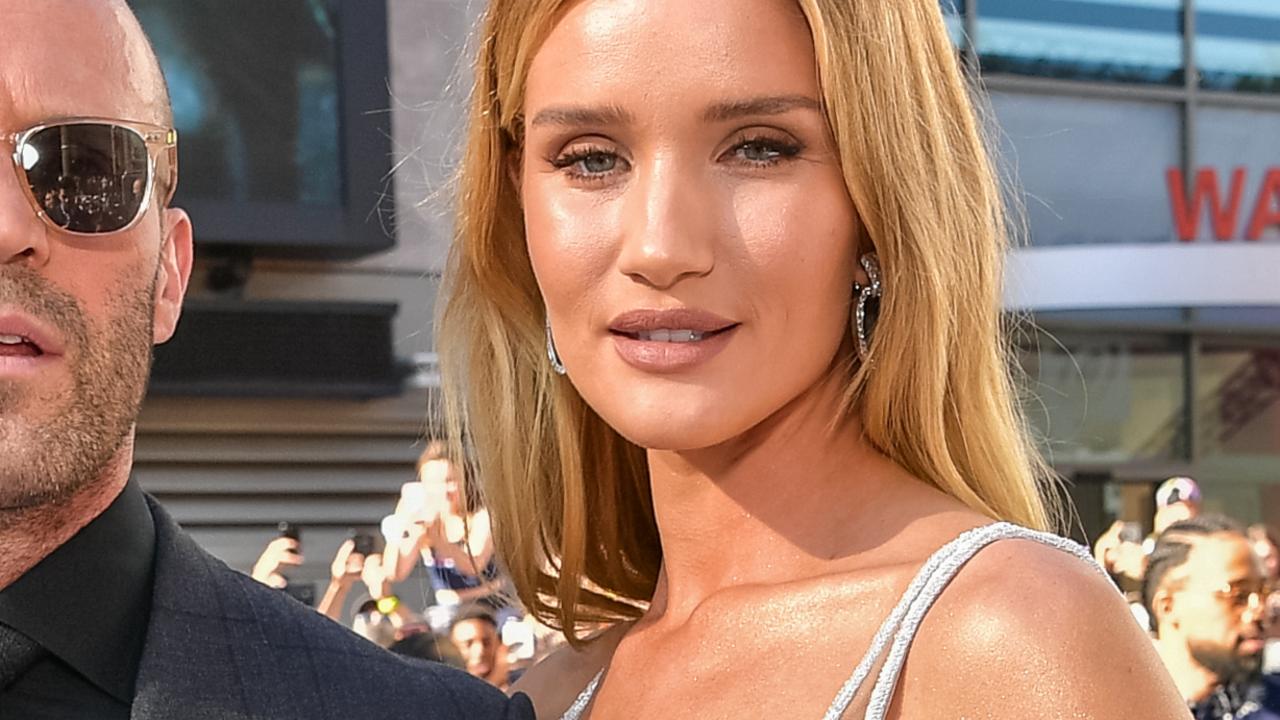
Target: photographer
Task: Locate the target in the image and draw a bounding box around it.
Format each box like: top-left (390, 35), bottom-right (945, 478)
top-left (382, 444), bottom-right (509, 618)
top-left (316, 537), bottom-right (365, 622)
top-left (250, 534), bottom-right (303, 590)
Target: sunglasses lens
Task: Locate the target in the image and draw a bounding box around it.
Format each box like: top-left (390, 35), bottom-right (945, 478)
top-left (22, 123), bottom-right (151, 234)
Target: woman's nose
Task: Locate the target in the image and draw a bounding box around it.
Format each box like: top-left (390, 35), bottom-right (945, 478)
top-left (615, 157), bottom-right (715, 289)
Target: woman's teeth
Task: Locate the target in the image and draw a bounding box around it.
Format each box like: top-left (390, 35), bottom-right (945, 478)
top-left (636, 329), bottom-right (706, 343)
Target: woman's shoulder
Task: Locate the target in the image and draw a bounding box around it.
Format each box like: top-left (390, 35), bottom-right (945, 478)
top-left (894, 533), bottom-right (1187, 717)
top-left (510, 622), bottom-right (628, 719)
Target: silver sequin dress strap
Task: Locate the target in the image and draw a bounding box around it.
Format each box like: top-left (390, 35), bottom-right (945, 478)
top-left (827, 522), bottom-right (1105, 720)
top-left (561, 670), bottom-right (602, 720)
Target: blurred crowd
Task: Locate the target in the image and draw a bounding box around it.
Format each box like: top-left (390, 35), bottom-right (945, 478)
top-left (1094, 476), bottom-right (1280, 719)
top-left (246, 442), bottom-right (565, 691)
top-left (242, 455), bottom-right (1280, 719)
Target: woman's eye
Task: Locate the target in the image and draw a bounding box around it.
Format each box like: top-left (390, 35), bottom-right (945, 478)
top-left (730, 138), bottom-right (802, 165)
top-left (551, 147), bottom-right (627, 180)
top-left (579, 152), bottom-right (617, 174)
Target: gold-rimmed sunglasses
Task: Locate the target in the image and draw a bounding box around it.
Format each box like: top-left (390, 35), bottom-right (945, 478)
top-left (4, 117), bottom-right (177, 235)
top-left (1181, 581), bottom-right (1273, 611)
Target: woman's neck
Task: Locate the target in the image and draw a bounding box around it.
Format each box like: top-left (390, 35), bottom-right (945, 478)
top-left (643, 371), bottom-right (911, 624)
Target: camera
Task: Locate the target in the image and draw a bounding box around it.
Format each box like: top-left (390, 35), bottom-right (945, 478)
top-left (350, 528), bottom-right (379, 557)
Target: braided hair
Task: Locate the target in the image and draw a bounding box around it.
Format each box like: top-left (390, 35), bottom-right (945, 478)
top-left (1143, 514), bottom-right (1246, 631)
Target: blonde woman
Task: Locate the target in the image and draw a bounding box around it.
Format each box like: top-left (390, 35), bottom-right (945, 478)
top-left (383, 443), bottom-right (508, 613)
top-left (439, 0), bottom-right (1188, 718)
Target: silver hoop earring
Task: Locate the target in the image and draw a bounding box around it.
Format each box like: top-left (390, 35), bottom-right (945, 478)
top-left (853, 253), bottom-right (882, 363)
top-left (545, 317), bottom-right (567, 376)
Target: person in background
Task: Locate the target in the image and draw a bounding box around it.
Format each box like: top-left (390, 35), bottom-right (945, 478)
top-left (1093, 475), bottom-right (1207, 591)
top-left (350, 553), bottom-right (431, 645)
top-left (382, 443), bottom-right (509, 618)
top-left (250, 533), bottom-right (304, 590)
top-left (391, 632), bottom-right (466, 670)
top-left (1156, 476), bottom-right (1205, 537)
top-left (1146, 515), bottom-right (1277, 719)
top-left (317, 537), bottom-right (366, 622)
top-left (1094, 519), bottom-right (1152, 587)
top-left (1249, 525), bottom-right (1280, 586)
top-left (1247, 525), bottom-right (1280, 674)
top-left (449, 606), bottom-right (511, 691)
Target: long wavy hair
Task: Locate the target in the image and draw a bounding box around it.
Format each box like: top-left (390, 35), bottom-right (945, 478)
top-left (438, 0), bottom-right (1057, 643)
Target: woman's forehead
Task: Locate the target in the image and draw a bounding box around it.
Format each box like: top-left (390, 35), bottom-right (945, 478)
top-left (525, 0), bottom-right (818, 112)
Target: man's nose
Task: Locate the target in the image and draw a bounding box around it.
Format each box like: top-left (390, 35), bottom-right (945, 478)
top-left (0, 160), bottom-right (51, 266)
top-left (616, 158), bottom-right (716, 290)
top-left (1242, 591), bottom-right (1268, 626)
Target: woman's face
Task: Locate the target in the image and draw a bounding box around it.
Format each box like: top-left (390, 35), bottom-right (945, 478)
top-left (419, 459), bottom-right (463, 511)
top-left (520, 0), bottom-right (859, 451)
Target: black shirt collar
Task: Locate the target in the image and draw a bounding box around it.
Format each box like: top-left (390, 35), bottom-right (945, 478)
top-left (0, 478), bottom-right (156, 703)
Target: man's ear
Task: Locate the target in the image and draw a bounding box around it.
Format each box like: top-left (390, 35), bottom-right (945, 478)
top-left (152, 207), bottom-right (194, 345)
top-left (1152, 588), bottom-right (1178, 634)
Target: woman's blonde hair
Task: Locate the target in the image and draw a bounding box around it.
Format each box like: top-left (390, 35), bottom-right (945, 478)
top-left (439, 0), bottom-right (1057, 642)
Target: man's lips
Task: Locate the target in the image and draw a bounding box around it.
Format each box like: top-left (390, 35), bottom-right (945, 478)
top-left (1239, 636), bottom-right (1266, 654)
top-left (0, 312), bottom-right (66, 357)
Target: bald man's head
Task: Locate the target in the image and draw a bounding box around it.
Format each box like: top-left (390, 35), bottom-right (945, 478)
top-left (111, 0), bottom-right (175, 127)
top-left (1, 0), bottom-right (173, 127)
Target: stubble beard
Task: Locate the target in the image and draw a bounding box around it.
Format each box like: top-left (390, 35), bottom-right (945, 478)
top-left (1188, 637), bottom-right (1262, 688)
top-left (0, 267), bottom-right (155, 514)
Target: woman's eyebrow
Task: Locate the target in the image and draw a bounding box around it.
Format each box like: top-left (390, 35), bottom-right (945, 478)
top-left (527, 95), bottom-right (822, 129)
top-left (528, 103), bottom-right (634, 129)
top-left (702, 94), bottom-right (822, 122)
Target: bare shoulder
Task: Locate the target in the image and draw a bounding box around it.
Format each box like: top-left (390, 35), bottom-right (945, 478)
top-left (897, 536), bottom-right (1190, 719)
top-left (511, 622), bottom-right (628, 719)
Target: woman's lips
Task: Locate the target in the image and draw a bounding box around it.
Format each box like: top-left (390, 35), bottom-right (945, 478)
top-left (608, 307), bottom-right (737, 335)
top-left (610, 325), bottom-right (738, 373)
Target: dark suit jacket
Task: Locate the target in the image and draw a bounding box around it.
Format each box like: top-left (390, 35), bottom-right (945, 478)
top-left (130, 497), bottom-right (535, 720)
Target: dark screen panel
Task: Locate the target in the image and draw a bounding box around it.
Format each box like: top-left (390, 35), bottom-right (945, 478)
top-left (132, 0), bottom-right (341, 207)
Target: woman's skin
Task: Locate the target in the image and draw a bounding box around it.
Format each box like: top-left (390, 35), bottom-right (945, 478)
top-left (513, 0), bottom-right (1187, 718)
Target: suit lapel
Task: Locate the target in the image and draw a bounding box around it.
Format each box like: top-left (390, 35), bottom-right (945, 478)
top-left (131, 497), bottom-right (262, 720)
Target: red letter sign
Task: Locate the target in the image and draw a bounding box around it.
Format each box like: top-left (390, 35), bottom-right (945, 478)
top-left (1167, 167), bottom-right (1248, 241)
top-left (1246, 168), bottom-right (1280, 241)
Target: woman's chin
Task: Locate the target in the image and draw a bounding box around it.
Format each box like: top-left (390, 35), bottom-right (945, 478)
top-left (595, 405), bottom-right (751, 453)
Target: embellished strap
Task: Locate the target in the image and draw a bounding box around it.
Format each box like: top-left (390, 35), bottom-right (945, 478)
top-left (560, 669), bottom-right (603, 720)
top-left (818, 525), bottom-right (1007, 720)
top-left (851, 524), bottom-right (1103, 720)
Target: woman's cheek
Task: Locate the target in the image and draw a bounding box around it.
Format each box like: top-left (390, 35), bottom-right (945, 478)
top-left (733, 180), bottom-right (853, 281)
top-left (529, 187), bottom-right (622, 299)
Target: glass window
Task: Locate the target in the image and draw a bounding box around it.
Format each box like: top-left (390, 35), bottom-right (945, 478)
top-left (1194, 107), bottom-right (1280, 243)
top-left (1198, 0), bottom-right (1280, 92)
top-left (1019, 332), bottom-right (1187, 464)
top-left (977, 0), bottom-right (1184, 85)
top-left (132, 1), bottom-right (341, 206)
top-left (1198, 307), bottom-right (1280, 331)
top-left (1198, 340), bottom-right (1280, 459)
top-left (991, 93), bottom-right (1181, 246)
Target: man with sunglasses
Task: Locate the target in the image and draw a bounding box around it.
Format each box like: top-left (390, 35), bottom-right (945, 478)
top-left (1146, 515), bottom-right (1280, 719)
top-left (0, 2), bottom-right (533, 718)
